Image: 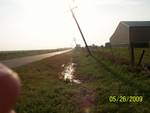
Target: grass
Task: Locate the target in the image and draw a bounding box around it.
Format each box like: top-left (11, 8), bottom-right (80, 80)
top-left (13, 47), bottom-right (150, 113)
top-left (0, 48), bottom-right (68, 61)
top-left (98, 47), bottom-right (150, 65)
top-left (73, 48), bottom-right (150, 113)
top-left (14, 52), bottom-right (81, 113)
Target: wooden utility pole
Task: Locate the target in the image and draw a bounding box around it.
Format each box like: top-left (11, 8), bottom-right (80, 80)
top-left (70, 8), bottom-right (92, 56)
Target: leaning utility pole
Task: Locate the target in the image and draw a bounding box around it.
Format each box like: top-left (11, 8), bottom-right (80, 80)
top-left (70, 8), bottom-right (92, 56)
top-left (73, 37), bottom-right (77, 46)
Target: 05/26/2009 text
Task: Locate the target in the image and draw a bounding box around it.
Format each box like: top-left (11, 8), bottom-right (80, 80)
top-left (109, 96), bottom-right (143, 103)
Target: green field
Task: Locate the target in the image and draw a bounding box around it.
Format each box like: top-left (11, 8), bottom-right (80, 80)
top-left (14, 48), bottom-right (150, 113)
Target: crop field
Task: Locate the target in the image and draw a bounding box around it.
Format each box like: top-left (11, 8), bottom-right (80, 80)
top-left (13, 48), bottom-right (150, 113)
top-left (0, 48), bottom-right (68, 61)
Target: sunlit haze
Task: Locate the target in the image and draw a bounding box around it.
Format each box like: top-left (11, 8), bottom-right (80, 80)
top-left (0, 0), bottom-right (150, 51)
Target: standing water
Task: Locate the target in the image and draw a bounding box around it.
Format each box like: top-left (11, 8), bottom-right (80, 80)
top-left (61, 63), bottom-right (81, 84)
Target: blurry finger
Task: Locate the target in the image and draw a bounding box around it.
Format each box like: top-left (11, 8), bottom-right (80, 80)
top-left (0, 64), bottom-right (21, 113)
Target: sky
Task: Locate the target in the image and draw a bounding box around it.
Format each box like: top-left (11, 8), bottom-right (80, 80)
top-left (0, 0), bottom-right (150, 51)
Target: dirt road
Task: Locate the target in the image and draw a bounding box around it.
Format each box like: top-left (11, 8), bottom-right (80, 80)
top-left (0, 49), bottom-right (72, 68)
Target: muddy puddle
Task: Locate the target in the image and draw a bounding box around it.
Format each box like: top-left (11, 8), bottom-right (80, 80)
top-left (61, 63), bottom-right (81, 84)
top-left (60, 63), bottom-right (95, 113)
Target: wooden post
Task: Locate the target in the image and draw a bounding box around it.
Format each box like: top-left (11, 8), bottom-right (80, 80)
top-left (110, 45), bottom-right (114, 57)
top-left (129, 43), bottom-right (135, 66)
top-left (138, 50), bottom-right (145, 66)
